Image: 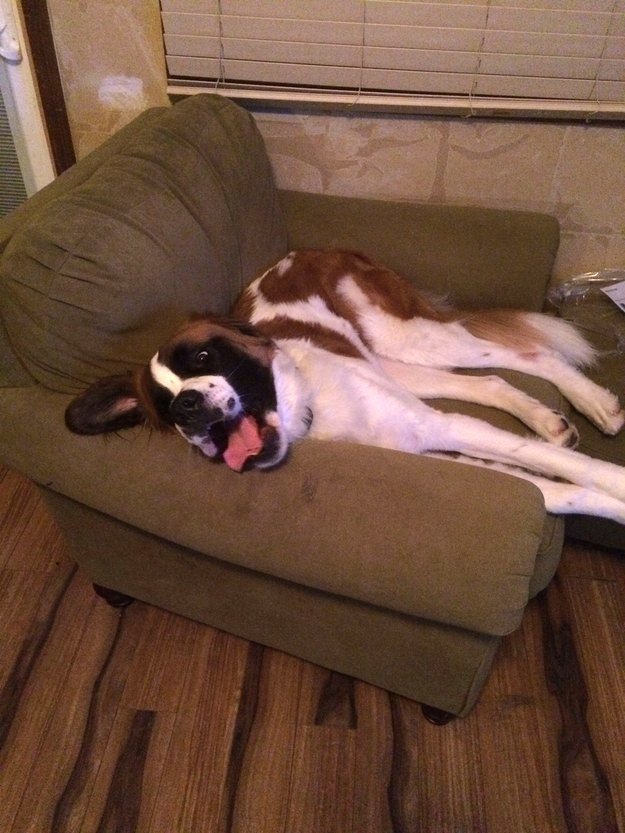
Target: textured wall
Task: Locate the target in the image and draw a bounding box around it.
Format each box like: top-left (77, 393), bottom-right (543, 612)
top-left (46, 0), bottom-right (624, 281)
top-left (46, 0), bottom-right (169, 159)
top-left (253, 111), bottom-right (625, 280)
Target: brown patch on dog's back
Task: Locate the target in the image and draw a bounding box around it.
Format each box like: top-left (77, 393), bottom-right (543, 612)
top-left (254, 316), bottom-right (366, 358)
top-left (243, 250), bottom-right (450, 350)
top-left (343, 256), bottom-right (447, 322)
top-left (256, 250), bottom-right (445, 320)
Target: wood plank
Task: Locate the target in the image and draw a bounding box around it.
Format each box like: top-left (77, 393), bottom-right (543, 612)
top-left (540, 574), bottom-right (619, 833)
top-left (286, 725), bottom-right (357, 833)
top-left (0, 569), bottom-right (100, 831)
top-left (9, 580), bottom-right (125, 833)
top-left (145, 629), bottom-right (250, 833)
top-left (557, 573), bottom-right (625, 832)
top-left (0, 469), bottom-right (66, 572)
top-left (556, 538), bottom-right (625, 583)
top-left (351, 682), bottom-right (394, 833)
top-left (0, 569), bottom-right (53, 689)
top-left (48, 604), bottom-right (144, 833)
top-left (121, 605), bottom-right (215, 712)
top-left (411, 701), bottom-right (488, 832)
top-left (68, 705), bottom-right (150, 833)
top-left (94, 709), bottom-right (158, 833)
top-left (476, 600), bottom-right (567, 833)
top-left (285, 665), bottom-right (358, 833)
top-left (0, 468), bottom-right (41, 568)
top-left (76, 707), bottom-right (180, 833)
top-left (5, 497), bottom-right (66, 573)
top-left (230, 649), bottom-right (303, 833)
top-left (0, 560), bottom-right (76, 752)
top-left (1, 467), bottom-right (625, 832)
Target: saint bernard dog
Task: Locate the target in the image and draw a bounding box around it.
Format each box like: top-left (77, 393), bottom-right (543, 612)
top-left (66, 249), bottom-right (625, 523)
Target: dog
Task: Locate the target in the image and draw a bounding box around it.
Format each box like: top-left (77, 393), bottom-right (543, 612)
top-left (65, 249), bottom-right (625, 523)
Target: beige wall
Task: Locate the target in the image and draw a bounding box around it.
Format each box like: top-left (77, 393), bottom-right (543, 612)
top-left (46, 0), bottom-right (624, 281)
top-left (46, 0), bottom-right (169, 157)
top-left (254, 112), bottom-right (625, 279)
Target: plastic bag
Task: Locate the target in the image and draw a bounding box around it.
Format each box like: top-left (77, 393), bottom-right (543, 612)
top-left (547, 269), bottom-right (625, 354)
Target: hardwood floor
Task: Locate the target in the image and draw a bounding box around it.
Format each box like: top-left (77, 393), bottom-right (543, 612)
top-left (1, 464), bottom-right (624, 833)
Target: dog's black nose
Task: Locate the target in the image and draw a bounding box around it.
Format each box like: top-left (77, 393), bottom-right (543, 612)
top-left (175, 390), bottom-right (203, 411)
top-left (171, 390), bottom-right (204, 424)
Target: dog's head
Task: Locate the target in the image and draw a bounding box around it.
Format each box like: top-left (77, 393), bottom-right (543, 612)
top-left (65, 316), bottom-right (293, 471)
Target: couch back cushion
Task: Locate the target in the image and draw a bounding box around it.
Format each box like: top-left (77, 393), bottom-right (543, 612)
top-left (0, 94), bottom-right (286, 392)
top-left (280, 190), bottom-right (560, 311)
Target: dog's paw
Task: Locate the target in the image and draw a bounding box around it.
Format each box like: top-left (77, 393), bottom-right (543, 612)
top-left (543, 411), bottom-right (579, 448)
top-left (587, 390), bottom-right (625, 435)
top-left (602, 408), bottom-right (625, 436)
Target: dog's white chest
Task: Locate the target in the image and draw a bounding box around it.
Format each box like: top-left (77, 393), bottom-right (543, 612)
top-left (274, 340), bottom-right (430, 452)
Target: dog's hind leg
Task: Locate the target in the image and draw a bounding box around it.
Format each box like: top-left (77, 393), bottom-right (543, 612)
top-left (382, 322), bottom-right (623, 435)
top-left (414, 408), bottom-right (625, 506)
top-left (426, 452), bottom-right (625, 523)
top-left (339, 276), bottom-right (624, 436)
top-left (464, 351), bottom-right (624, 437)
top-left (379, 360), bottom-right (579, 447)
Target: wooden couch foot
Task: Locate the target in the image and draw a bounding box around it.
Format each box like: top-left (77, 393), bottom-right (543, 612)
top-left (93, 583), bottom-right (135, 608)
top-left (421, 704), bottom-right (456, 725)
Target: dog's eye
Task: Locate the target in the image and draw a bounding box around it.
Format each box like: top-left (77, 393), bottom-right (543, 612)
top-left (195, 350), bottom-right (210, 364)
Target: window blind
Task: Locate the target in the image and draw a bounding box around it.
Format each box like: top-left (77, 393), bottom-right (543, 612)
top-left (160, 0), bottom-right (625, 121)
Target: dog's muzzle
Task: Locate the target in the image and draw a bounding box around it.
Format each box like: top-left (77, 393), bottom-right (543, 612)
top-left (170, 389), bottom-right (233, 429)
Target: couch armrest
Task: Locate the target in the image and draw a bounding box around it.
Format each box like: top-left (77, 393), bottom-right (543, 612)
top-left (279, 190), bottom-right (560, 311)
top-left (0, 385), bottom-right (554, 638)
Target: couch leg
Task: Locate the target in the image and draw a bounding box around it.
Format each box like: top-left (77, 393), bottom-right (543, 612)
top-left (93, 583), bottom-right (135, 608)
top-left (421, 704), bottom-right (456, 725)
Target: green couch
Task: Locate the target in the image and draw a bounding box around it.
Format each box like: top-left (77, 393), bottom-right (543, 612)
top-left (1, 94), bottom-right (616, 717)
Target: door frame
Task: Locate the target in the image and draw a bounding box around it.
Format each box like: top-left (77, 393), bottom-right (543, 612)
top-left (1, 0), bottom-right (73, 194)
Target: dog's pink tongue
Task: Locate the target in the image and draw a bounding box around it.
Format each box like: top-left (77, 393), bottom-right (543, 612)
top-left (223, 415), bottom-right (263, 472)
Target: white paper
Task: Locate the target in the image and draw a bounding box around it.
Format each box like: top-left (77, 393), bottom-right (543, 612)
top-left (600, 279), bottom-right (625, 313)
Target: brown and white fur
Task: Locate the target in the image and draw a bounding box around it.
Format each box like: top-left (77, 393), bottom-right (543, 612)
top-left (66, 249), bottom-right (625, 523)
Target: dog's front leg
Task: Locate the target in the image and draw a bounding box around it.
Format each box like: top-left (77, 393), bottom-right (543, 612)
top-left (418, 410), bottom-right (625, 505)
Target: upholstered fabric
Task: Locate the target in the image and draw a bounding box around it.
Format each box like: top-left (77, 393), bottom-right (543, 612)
top-left (42, 486), bottom-right (504, 717)
top-left (0, 95), bottom-right (286, 392)
top-left (279, 190), bottom-right (560, 311)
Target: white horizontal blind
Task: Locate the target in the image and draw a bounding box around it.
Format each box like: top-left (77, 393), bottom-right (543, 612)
top-left (160, 0), bottom-right (625, 120)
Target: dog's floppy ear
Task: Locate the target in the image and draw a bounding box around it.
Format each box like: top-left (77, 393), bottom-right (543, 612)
top-left (65, 372), bottom-right (145, 435)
